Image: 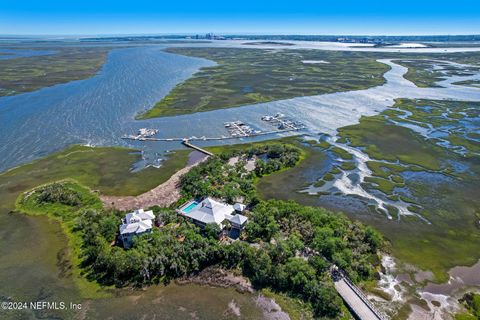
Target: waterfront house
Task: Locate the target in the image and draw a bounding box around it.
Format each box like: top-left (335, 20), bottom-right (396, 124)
top-left (119, 208), bottom-right (155, 248)
top-left (177, 198), bottom-right (248, 237)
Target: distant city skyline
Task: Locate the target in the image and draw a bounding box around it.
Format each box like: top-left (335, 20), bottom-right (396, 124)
top-left (1, 0), bottom-right (480, 36)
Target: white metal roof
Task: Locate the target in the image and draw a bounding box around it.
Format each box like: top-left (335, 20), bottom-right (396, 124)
top-left (228, 214), bottom-right (248, 225)
top-left (185, 198), bottom-right (248, 228)
top-left (233, 203), bottom-right (246, 212)
top-left (119, 219), bottom-right (153, 235)
top-left (120, 208), bottom-right (155, 235)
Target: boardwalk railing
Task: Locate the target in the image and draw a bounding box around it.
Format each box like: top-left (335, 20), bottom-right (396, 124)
top-left (343, 275), bottom-right (388, 320)
top-left (182, 140), bottom-right (214, 156)
top-left (332, 267), bottom-right (388, 320)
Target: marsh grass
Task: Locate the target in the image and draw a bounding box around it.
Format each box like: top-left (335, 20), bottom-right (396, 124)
top-left (139, 47), bottom-right (390, 118)
top-left (0, 47), bottom-right (111, 96)
top-left (257, 99), bottom-right (480, 282)
top-left (0, 145), bottom-right (190, 213)
top-left (15, 180), bottom-right (110, 298)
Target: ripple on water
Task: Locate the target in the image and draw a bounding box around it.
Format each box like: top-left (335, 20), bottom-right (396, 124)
top-left (1, 47), bottom-right (480, 173)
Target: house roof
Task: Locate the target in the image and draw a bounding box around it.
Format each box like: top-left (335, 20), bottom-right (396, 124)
top-left (120, 208), bottom-right (155, 235)
top-left (187, 198), bottom-right (234, 225)
top-left (228, 214), bottom-right (248, 225)
top-left (120, 219), bottom-right (153, 235)
top-left (233, 203), bottom-right (246, 212)
top-left (184, 198), bottom-right (248, 228)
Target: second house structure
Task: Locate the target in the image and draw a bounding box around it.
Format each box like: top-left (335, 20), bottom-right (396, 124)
top-left (119, 208), bottom-right (155, 248)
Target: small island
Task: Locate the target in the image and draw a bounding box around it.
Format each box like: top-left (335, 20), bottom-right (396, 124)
top-left (15, 143), bottom-right (385, 319)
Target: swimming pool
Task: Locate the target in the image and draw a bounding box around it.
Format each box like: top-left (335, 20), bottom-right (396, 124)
top-left (182, 201), bottom-right (199, 214)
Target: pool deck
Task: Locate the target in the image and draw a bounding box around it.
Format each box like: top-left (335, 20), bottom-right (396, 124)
top-left (179, 200), bottom-right (199, 214)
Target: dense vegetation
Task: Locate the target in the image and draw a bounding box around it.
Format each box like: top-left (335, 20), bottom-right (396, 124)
top-left (79, 208), bottom-right (221, 286)
top-left (180, 143), bottom-right (302, 203)
top-left (33, 182), bottom-right (83, 206)
top-left (16, 143), bottom-right (384, 319)
top-left (457, 292), bottom-right (480, 320)
top-left (63, 198), bottom-right (381, 319)
top-left (244, 201), bottom-right (382, 281)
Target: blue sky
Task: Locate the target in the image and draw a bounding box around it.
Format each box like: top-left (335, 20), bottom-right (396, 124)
top-left (1, 0), bottom-right (479, 35)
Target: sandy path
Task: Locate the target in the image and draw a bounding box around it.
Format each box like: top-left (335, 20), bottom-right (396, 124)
top-left (101, 156), bottom-right (209, 211)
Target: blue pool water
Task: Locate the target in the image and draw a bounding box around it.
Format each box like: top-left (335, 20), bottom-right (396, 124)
top-left (182, 201), bottom-right (198, 213)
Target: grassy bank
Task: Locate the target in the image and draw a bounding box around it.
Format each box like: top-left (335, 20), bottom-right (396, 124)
top-left (138, 47), bottom-right (390, 118)
top-left (0, 145), bottom-right (190, 210)
top-left (15, 181), bottom-right (109, 298)
top-left (0, 46), bottom-right (111, 96)
top-left (452, 79), bottom-right (480, 87)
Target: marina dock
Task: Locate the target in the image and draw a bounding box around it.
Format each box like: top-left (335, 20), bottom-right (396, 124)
top-left (122, 115), bottom-right (306, 144)
top-left (121, 126), bottom-right (304, 142)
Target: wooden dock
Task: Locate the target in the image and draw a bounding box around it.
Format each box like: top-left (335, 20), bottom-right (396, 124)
top-left (182, 140), bottom-right (214, 156)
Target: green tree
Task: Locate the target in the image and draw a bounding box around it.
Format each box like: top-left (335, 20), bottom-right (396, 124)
top-left (204, 223), bottom-right (221, 240)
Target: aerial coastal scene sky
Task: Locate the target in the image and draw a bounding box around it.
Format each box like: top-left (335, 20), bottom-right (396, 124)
top-left (1, 0), bottom-right (480, 35)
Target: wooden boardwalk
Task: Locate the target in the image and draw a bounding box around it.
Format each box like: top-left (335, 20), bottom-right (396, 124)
top-left (182, 140), bottom-right (214, 156)
top-left (333, 271), bottom-right (387, 320)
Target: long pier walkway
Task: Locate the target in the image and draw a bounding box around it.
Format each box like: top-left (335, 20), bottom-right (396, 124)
top-left (332, 268), bottom-right (387, 320)
top-left (182, 140), bottom-right (214, 156)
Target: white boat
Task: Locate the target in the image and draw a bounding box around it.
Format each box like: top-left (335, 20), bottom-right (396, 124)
top-left (137, 128), bottom-right (158, 137)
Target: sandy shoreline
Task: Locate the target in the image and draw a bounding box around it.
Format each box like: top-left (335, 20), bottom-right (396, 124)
top-left (100, 154), bottom-right (209, 210)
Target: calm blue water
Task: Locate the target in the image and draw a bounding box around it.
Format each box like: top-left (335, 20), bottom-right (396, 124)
top-left (0, 46), bottom-right (215, 171)
top-left (1, 44), bottom-right (480, 173)
top-left (0, 44), bottom-right (307, 172)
